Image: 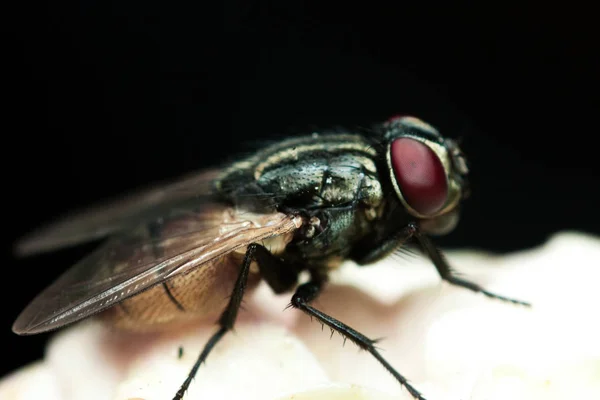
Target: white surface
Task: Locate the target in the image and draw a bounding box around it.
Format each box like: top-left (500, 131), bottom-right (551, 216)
top-left (1, 231), bottom-right (599, 400)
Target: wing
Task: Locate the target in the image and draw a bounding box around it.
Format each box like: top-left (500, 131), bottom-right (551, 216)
top-left (13, 204), bottom-right (303, 335)
top-left (15, 169), bottom-right (221, 256)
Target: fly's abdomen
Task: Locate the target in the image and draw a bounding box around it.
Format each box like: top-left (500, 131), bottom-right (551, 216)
top-left (101, 252), bottom-right (261, 332)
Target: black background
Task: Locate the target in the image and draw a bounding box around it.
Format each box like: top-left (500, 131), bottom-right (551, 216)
top-left (2, 1), bottom-right (598, 380)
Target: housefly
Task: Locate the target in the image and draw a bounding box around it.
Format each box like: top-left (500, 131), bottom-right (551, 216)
top-left (13, 116), bottom-right (529, 400)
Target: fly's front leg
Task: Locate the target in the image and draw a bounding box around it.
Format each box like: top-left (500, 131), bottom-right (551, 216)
top-left (290, 272), bottom-right (426, 400)
top-left (351, 223), bottom-right (417, 265)
top-left (173, 243), bottom-right (298, 400)
top-left (353, 222), bottom-right (530, 306)
top-left (410, 223), bottom-right (531, 306)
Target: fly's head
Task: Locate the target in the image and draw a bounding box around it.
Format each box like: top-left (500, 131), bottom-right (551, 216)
top-left (383, 116), bottom-right (470, 235)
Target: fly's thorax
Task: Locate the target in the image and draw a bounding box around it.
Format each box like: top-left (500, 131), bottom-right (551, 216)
top-left (212, 133), bottom-right (380, 209)
top-left (212, 133), bottom-right (392, 267)
top-left (284, 197), bottom-right (387, 267)
top-left (214, 133), bottom-right (376, 186)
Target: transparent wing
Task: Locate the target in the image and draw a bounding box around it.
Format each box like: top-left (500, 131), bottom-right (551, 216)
top-left (15, 169), bottom-right (221, 256)
top-left (13, 204), bottom-right (302, 335)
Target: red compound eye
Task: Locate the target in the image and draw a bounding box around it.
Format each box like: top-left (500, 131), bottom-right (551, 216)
top-left (390, 138), bottom-right (448, 215)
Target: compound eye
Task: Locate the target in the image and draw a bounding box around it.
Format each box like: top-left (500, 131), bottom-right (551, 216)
top-left (390, 138), bottom-right (448, 215)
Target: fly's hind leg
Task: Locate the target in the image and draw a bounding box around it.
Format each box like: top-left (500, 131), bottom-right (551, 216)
top-left (173, 243), bottom-right (298, 400)
top-left (289, 272), bottom-right (427, 400)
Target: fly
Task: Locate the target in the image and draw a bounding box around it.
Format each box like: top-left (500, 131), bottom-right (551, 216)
top-left (13, 116), bottom-right (530, 400)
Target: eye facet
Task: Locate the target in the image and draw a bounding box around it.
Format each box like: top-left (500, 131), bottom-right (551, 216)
top-left (390, 138), bottom-right (448, 216)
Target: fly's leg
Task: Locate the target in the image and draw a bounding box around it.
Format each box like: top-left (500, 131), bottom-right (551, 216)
top-left (409, 223), bottom-right (531, 306)
top-left (351, 224), bottom-right (417, 265)
top-left (290, 272), bottom-right (427, 400)
top-left (173, 243), bottom-right (298, 400)
top-left (353, 222), bottom-right (530, 306)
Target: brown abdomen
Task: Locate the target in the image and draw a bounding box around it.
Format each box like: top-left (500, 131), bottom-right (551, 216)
top-left (101, 251), bottom-right (261, 332)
